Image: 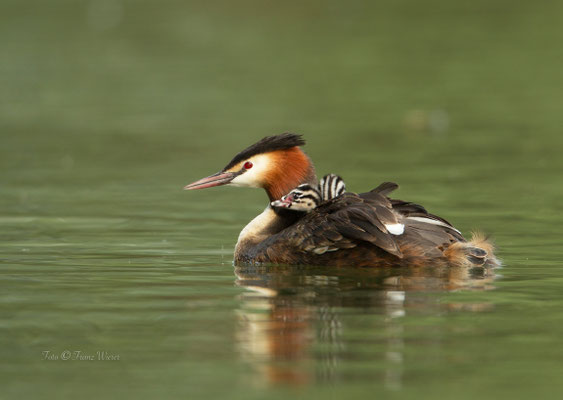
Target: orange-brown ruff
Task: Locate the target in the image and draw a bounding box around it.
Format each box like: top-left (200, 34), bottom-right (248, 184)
top-left (262, 147), bottom-right (315, 201)
top-left (184, 133), bottom-right (499, 268)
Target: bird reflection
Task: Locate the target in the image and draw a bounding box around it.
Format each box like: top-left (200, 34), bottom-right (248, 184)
top-left (234, 264), bottom-right (496, 387)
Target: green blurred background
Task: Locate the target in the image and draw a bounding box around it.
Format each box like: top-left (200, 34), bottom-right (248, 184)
top-left (3, 0), bottom-right (562, 197)
top-left (2, 1), bottom-right (563, 399)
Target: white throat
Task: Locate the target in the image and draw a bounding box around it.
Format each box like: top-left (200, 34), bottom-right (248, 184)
top-left (235, 206), bottom-right (278, 252)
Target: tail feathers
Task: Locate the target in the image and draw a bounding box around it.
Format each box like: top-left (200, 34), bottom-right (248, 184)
top-left (445, 232), bottom-right (500, 267)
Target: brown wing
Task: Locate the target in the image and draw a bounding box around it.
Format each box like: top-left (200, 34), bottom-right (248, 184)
top-left (362, 181), bottom-right (464, 242)
top-left (273, 189), bottom-right (404, 258)
top-left (255, 181), bottom-right (465, 264)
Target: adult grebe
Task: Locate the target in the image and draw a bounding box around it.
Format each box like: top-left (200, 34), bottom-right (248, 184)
top-left (185, 133), bottom-right (499, 267)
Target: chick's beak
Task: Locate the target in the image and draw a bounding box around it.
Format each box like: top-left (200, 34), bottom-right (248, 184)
top-left (184, 171), bottom-right (237, 190)
top-left (270, 193), bottom-right (294, 208)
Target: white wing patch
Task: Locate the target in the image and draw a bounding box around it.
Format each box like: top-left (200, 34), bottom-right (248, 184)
top-left (406, 216), bottom-right (461, 234)
top-left (385, 223), bottom-right (405, 236)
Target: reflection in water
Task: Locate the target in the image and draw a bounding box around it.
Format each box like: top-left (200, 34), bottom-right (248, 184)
top-left (234, 265), bottom-right (496, 387)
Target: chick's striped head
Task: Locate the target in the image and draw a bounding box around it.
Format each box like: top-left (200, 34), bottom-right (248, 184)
top-left (271, 174), bottom-right (346, 212)
top-left (270, 184), bottom-right (322, 212)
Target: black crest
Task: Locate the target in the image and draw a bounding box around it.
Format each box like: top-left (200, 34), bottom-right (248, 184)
top-left (222, 133), bottom-right (305, 171)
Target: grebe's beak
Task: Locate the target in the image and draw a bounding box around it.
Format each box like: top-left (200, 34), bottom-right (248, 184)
top-left (184, 171), bottom-right (237, 190)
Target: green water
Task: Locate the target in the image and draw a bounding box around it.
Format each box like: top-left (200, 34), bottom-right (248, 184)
top-left (2, 0), bottom-right (563, 399)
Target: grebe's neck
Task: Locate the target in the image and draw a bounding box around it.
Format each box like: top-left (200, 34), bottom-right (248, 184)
top-left (263, 147), bottom-right (316, 201)
top-left (234, 146), bottom-right (315, 261)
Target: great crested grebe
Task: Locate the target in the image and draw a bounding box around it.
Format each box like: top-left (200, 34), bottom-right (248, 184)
top-left (185, 133), bottom-right (499, 267)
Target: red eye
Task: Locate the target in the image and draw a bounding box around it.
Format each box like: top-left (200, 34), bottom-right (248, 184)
top-left (243, 161), bottom-right (253, 170)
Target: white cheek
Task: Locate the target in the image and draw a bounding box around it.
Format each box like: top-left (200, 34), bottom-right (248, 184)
top-left (228, 154), bottom-right (269, 188)
top-left (230, 171), bottom-right (261, 188)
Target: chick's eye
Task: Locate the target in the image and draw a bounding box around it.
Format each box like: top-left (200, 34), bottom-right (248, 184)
top-left (243, 161), bottom-right (253, 170)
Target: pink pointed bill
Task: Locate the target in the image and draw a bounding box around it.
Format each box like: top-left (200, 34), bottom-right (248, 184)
top-left (184, 171), bottom-right (236, 190)
top-left (270, 193), bottom-right (294, 208)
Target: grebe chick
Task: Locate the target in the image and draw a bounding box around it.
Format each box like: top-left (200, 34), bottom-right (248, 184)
top-left (271, 174), bottom-right (346, 212)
